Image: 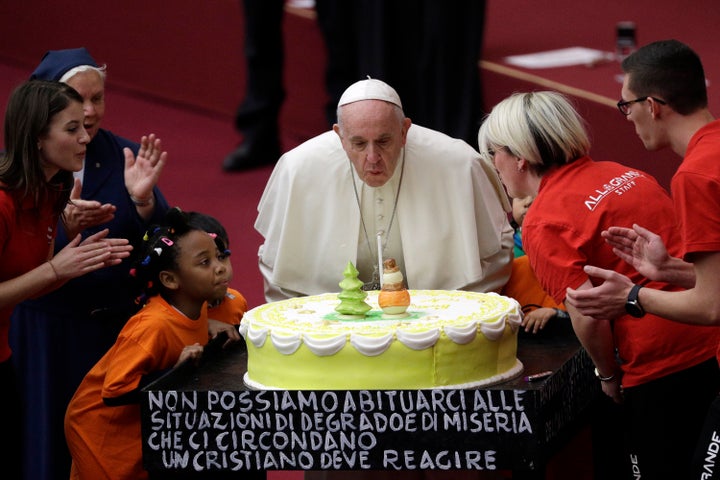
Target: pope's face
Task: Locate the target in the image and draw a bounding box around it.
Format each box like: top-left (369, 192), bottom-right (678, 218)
top-left (334, 100), bottom-right (411, 187)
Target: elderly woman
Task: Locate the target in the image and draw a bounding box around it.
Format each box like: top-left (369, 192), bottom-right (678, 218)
top-left (478, 91), bottom-right (720, 480)
top-left (10, 48), bottom-right (170, 480)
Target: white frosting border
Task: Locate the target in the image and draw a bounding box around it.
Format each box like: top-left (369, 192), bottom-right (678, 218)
top-left (240, 315), bottom-right (522, 357)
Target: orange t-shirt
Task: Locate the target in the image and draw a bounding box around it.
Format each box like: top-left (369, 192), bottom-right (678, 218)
top-left (502, 255), bottom-right (563, 311)
top-left (64, 295), bottom-right (209, 480)
top-left (208, 287), bottom-right (249, 326)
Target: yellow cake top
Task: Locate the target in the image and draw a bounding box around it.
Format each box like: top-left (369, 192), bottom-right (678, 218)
top-left (240, 290), bottom-right (521, 357)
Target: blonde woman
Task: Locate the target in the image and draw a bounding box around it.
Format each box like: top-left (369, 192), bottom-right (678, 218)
top-left (478, 90), bottom-right (720, 479)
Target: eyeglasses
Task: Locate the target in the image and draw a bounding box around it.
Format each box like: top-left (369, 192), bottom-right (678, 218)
top-left (617, 96), bottom-right (667, 116)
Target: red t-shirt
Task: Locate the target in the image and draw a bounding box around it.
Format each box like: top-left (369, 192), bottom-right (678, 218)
top-left (0, 190), bottom-right (58, 362)
top-left (672, 120), bottom-right (720, 259)
top-left (64, 295), bottom-right (209, 480)
top-left (671, 119), bottom-right (720, 363)
top-left (524, 156), bottom-right (719, 387)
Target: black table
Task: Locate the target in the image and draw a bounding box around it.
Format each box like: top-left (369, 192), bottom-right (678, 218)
top-left (142, 321), bottom-right (599, 479)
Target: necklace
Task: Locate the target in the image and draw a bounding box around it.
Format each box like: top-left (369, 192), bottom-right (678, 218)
top-left (350, 148), bottom-right (406, 291)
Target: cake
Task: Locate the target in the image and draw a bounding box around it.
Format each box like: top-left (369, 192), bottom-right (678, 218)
top-left (239, 289), bottom-right (523, 390)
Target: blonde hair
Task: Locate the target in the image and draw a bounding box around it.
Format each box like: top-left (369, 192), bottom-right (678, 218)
top-left (478, 91), bottom-right (590, 174)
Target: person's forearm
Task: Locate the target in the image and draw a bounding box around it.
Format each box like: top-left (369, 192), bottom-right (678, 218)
top-left (0, 261), bottom-right (61, 310)
top-left (641, 285), bottom-right (719, 326)
top-left (568, 306), bottom-right (619, 378)
top-left (130, 192), bottom-right (156, 221)
top-left (641, 252), bottom-right (720, 326)
top-left (656, 255), bottom-right (695, 288)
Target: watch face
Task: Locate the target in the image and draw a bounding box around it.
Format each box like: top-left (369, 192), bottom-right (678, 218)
top-left (625, 301), bottom-right (644, 318)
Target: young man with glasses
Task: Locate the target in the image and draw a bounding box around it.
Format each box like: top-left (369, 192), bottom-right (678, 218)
top-left (616, 95), bottom-right (667, 116)
top-left (566, 39), bottom-right (720, 479)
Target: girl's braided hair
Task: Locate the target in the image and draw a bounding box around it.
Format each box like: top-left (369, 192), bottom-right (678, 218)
top-left (130, 207), bottom-right (196, 304)
top-left (186, 211), bottom-right (230, 253)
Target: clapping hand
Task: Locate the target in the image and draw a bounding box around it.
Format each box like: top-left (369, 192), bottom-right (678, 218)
top-left (565, 224), bottom-right (671, 319)
top-left (50, 228), bottom-right (132, 280)
top-left (124, 133), bottom-right (167, 203)
top-left (63, 178), bottom-right (116, 238)
top-left (565, 267), bottom-right (633, 319)
top-left (602, 224), bottom-right (669, 282)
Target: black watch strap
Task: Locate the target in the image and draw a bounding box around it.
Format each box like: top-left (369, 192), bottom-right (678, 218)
top-left (625, 284), bottom-right (645, 318)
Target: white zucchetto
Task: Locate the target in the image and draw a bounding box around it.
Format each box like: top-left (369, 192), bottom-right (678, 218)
top-left (338, 78), bottom-right (403, 109)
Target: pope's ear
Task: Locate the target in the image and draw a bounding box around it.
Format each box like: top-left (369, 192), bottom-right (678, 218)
top-left (159, 270), bottom-right (180, 291)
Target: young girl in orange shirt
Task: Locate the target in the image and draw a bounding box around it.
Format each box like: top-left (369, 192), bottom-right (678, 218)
top-left (64, 208), bottom-right (242, 480)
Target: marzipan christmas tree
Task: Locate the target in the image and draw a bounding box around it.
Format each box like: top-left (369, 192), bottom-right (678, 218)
top-left (335, 261), bottom-right (371, 317)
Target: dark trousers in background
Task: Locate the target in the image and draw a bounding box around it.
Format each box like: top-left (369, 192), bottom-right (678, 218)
top-left (692, 393), bottom-right (720, 479)
top-left (315, 0), bottom-right (487, 148)
top-left (230, 0), bottom-right (487, 172)
top-left (623, 358), bottom-right (720, 480)
top-left (0, 358), bottom-right (22, 480)
top-left (233, 0), bottom-right (285, 155)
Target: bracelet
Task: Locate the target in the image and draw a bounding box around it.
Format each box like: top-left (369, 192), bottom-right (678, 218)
top-left (47, 261), bottom-right (59, 281)
top-left (593, 367), bottom-right (615, 382)
top-left (130, 193), bottom-right (154, 207)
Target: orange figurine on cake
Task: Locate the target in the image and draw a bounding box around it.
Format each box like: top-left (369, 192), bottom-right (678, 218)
top-left (378, 258), bottom-right (411, 317)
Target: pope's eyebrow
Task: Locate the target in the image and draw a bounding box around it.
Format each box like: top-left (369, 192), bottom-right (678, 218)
top-left (351, 133), bottom-right (392, 142)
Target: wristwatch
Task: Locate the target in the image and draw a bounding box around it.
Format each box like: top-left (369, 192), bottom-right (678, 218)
top-left (625, 284), bottom-right (645, 318)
